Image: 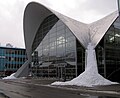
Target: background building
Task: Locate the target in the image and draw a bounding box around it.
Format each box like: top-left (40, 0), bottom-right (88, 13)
top-left (0, 46), bottom-right (26, 77)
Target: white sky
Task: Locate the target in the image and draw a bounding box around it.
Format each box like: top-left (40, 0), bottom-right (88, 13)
top-left (0, 0), bottom-right (118, 48)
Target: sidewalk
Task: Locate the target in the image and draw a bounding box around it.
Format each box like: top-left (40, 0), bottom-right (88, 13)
top-left (55, 84), bottom-right (120, 97)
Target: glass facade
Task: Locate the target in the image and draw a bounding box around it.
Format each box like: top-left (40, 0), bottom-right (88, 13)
top-left (0, 49), bottom-right (5, 72)
top-left (31, 14), bottom-right (120, 82)
top-left (0, 47), bottom-right (26, 76)
top-left (31, 14), bottom-right (78, 79)
top-left (96, 16), bottom-right (120, 82)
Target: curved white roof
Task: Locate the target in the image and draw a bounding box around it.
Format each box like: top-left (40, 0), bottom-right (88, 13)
top-left (24, 2), bottom-right (118, 59)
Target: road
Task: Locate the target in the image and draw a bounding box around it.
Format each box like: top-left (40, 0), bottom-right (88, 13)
top-left (0, 79), bottom-right (119, 98)
top-left (0, 79), bottom-right (88, 98)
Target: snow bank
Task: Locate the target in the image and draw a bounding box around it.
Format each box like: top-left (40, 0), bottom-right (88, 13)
top-left (3, 73), bottom-right (17, 79)
top-left (51, 69), bottom-right (117, 87)
top-left (51, 43), bottom-right (118, 87)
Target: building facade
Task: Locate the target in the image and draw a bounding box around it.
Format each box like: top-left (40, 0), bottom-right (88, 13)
top-left (0, 47), bottom-right (26, 76)
top-left (14, 1), bottom-right (120, 83)
top-left (96, 16), bottom-right (120, 82)
top-left (31, 15), bottom-right (85, 79)
top-left (30, 13), bottom-right (120, 82)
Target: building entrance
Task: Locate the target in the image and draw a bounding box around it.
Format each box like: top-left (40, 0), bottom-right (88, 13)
top-left (57, 63), bottom-right (66, 81)
top-left (58, 67), bottom-right (63, 79)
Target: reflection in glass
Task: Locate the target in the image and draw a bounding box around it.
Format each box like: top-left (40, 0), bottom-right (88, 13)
top-left (31, 14), bottom-right (79, 79)
top-left (96, 16), bottom-right (120, 82)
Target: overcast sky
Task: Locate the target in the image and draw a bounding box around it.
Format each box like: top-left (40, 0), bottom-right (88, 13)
top-left (0, 0), bottom-right (118, 48)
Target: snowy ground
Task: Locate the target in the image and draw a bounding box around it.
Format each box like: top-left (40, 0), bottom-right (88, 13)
top-left (2, 73), bottom-right (16, 79)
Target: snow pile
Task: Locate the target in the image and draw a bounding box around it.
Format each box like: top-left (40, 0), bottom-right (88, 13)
top-left (51, 43), bottom-right (118, 87)
top-left (51, 69), bottom-right (117, 87)
top-left (3, 73), bottom-right (17, 79)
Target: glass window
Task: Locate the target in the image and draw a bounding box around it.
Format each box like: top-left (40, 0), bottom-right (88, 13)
top-left (32, 15), bottom-right (77, 78)
top-left (57, 20), bottom-right (64, 26)
top-left (50, 27), bottom-right (56, 33)
top-left (107, 30), bottom-right (114, 36)
top-left (50, 33), bottom-right (56, 38)
top-left (115, 36), bottom-right (120, 44)
top-left (57, 30), bottom-right (65, 35)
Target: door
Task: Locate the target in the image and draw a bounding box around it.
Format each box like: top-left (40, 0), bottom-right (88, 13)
top-left (57, 66), bottom-right (66, 80)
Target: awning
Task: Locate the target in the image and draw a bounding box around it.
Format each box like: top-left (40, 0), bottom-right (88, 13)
top-left (40, 62), bottom-right (52, 67)
top-left (66, 61), bottom-right (76, 66)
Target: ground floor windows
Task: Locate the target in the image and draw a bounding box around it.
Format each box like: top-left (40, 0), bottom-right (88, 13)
top-left (31, 64), bottom-right (76, 80)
